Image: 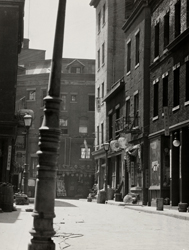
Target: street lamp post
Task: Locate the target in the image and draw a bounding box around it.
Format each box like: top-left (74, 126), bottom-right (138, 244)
top-left (23, 113), bottom-right (33, 195)
top-left (103, 142), bottom-right (110, 193)
top-left (28, 1), bottom-right (67, 250)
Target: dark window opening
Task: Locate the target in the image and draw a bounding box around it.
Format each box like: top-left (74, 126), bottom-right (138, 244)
top-left (173, 68), bottom-right (180, 107)
top-left (134, 94), bottom-right (139, 126)
top-left (164, 12), bottom-right (169, 48)
top-left (135, 32), bottom-right (140, 65)
top-left (127, 41), bottom-right (131, 72)
top-left (175, 0), bottom-right (181, 38)
top-left (126, 99), bottom-right (130, 124)
top-left (153, 83), bottom-right (159, 117)
top-left (163, 76), bottom-right (168, 107)
top-left (154, 23), bottom-right (159, 58)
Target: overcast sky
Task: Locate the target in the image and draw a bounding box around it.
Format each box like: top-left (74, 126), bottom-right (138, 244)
top-left (24, 0), bottom-right (96, 59)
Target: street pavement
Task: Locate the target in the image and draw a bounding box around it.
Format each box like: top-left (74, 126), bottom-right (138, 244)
top-left (1, 199), bottom-right (189, 250)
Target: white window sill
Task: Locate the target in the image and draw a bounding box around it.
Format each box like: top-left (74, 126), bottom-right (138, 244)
top-left (172, 105), bottom-right (180, 112)
top-left (152, 116), bottom-right (158, 121)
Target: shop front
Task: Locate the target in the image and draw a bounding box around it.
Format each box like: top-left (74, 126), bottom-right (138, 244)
top-left (56, 164), bottom-right (95, 199)
top-left (148, 136), bottom-right (170, 205)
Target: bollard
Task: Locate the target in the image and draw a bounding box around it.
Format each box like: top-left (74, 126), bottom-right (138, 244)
top-left (156, 198), bottom-right (164, 211)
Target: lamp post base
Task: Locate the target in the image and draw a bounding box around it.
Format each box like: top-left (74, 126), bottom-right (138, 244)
top-left (28, 238), bottom-right (55, 250)
top-left (178, 202), bottom-right (188, 212)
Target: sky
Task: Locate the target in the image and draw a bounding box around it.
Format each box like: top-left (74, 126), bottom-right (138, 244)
top-left (24, 0), bottom-right (96, 59)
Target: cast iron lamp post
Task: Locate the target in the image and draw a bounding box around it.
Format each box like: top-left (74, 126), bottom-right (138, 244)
top-left (172, 131), bottom-right (187, 212)
top-left (103, 142), bottom-right (110, 193)
top-left (28, 1), bottom-right (67, 250)
top-left (23, 113), bottom-right (33, 195)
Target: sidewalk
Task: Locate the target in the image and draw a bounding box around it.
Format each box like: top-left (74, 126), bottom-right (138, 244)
top-left (106, 200), bottom-right (189, 221)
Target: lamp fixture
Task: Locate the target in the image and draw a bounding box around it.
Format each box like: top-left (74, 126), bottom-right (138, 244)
top-left (103, 142), bottom-right (110, 152)
top-left (173, 132), bottom-right (180, 147)
top-left (23, 113), bottom-right (32, 127)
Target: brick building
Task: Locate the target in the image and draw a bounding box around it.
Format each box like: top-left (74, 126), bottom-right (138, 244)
top-left (149, 0), bottom-right (189, 207)
top-left (122, 0), bottom-right (151, 205)
top-left (14, 39), bottom-right (96, 198)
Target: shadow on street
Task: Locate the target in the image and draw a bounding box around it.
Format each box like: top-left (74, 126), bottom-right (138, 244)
top-left (0, 208), bottom-right (22, 224)
top-left (55, 200), bottom-right (77, 208)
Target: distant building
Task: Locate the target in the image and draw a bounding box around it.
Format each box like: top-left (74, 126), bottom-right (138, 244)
top-left (14, 39), bottom-right (96, 198)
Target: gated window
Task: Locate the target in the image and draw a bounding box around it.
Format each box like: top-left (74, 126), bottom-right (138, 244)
top-left (153, 81), bottom-right (159, 117)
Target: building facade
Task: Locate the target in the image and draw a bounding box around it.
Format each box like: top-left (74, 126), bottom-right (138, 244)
top-left (149, 0), bottom-right (189, 207)
top-left (14, 39), bottom-right (96, 198)
top-left (0, 0), bottom-right (25, 186)
top-left (122, 0), bottom-right (151, 205)
top-left (90, 0), bottom-right (126, 198)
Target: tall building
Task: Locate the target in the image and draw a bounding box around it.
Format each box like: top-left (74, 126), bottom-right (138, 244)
top-left (90, 0), bottom-right (126, 196)
top-left (14, 39), bottom-right (96, 198)
top-left (0, 0), bottom-right (25, 184)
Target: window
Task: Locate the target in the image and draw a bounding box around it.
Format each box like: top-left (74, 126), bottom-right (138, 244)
top-left (175, 0), bottom-right (181, 38)
top-left (81, 147), bottom-right (90, 159)
top-left (109, 113), bottom-right (113, 141)
top-left (186, 61), bottom-right (189, 102)
top-left (126, 98), bottom-right (130, 124)
top-left (164, 12), bottom-right (169, 48)
top-left (70, 67), bottom-right (81, 73)
top-left (115, 107), bottom-right (120, 137)
top-left (41, 89), bottom-right (46, 107)
top-left (97, 87), bottom-right (100, 98)
top-left (153, 81), bottom-right (159, 117)
top-left (154, 22), bottom-right (159, 58)
top-left (163, 75), bottom-right (168, 107)
top-left (134, 93), bottom-right (139, 126)
top-left (79, 118), bottom-right (88, 134)
top-left (101, 82), bottom-right (104, 98)
top-left (71, 94), bottom-right (77, 102)
top-left (97, 125), bottom-right (99, 146)
top-left (27, 89), bottom-right (36, 101)
top-left (135, 31), bottom-right (140, 65)
top-left (98, 11), bottom-right (101, 33)
top-left (103, 4), bottom-right (106, 25)
top-left (98, 49), bottom-right (100, 69)
top-left (89, 95), bottom-right (95, 111)
top-left (127, 41), bottom-right (131, 73)
top-left (61, 94), bottom-right (67, 111)
top-left (173, 65), bottom-right (180, 107)
top-left (101, 123), bottom-right (104, 144)
top-left (60, 118), bottom-right (68, 134)
top-left (102, 43), bottom-right (105, 65)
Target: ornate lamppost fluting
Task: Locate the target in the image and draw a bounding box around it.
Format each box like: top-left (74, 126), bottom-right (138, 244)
top-left (23, 113), bottom-right (33, 195)
top-left (28, 1), bottom-right (67, 250)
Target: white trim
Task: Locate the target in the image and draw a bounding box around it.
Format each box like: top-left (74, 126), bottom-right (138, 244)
top-left (134, 90), bottom-right (138, 96)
